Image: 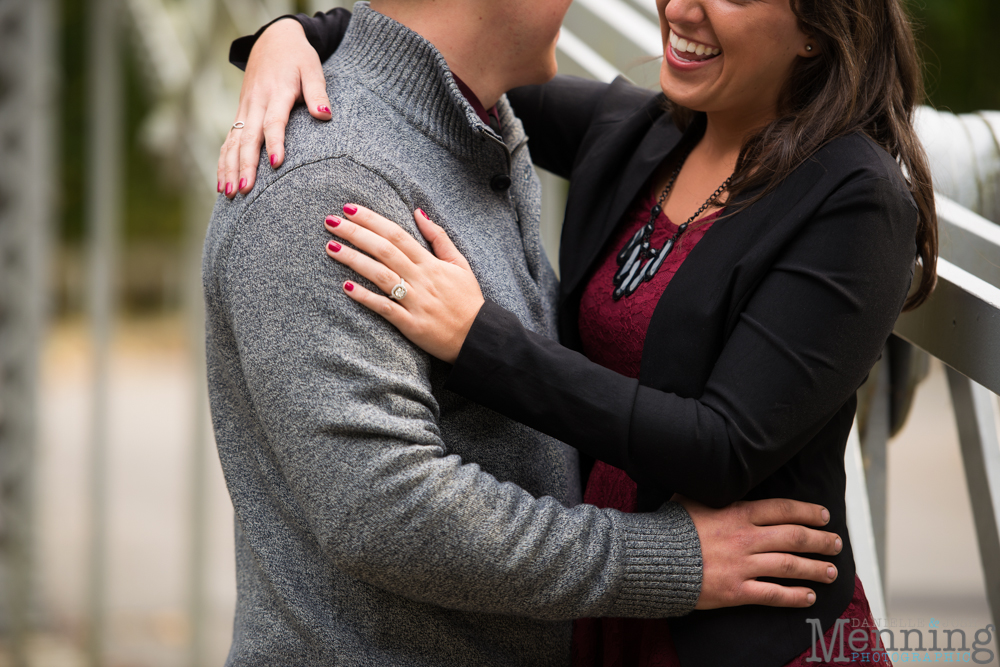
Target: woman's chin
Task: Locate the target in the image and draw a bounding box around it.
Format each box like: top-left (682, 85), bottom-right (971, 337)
top-left (659, 62), bottom-right (694, 107)
top-left (659, 72), bottom-right (704, 111)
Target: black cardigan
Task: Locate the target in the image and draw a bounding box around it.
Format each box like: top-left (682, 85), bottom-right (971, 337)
top-left (449, 77), bottom-right (917, 667)
top-left (231, 17), bottom-right (918, 667)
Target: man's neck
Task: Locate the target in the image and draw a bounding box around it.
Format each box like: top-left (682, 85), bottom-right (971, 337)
top-left (369, 0), bottom-right (509, 108)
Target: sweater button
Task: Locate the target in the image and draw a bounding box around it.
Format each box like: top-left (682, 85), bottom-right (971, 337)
top-left (490, 174), bottom-right (512, 192)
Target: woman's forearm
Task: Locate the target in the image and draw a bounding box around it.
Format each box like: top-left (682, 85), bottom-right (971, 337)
top-left (229, 8), bottom-right (351, 71)
top-left (447, 175), bottom-right (918, 506)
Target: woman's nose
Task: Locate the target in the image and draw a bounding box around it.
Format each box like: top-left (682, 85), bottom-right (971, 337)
top-left (663, 0), bottom-right (707, 27)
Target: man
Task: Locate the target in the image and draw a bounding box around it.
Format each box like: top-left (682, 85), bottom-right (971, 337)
top-left (205, 2), bottom-right (842, 665)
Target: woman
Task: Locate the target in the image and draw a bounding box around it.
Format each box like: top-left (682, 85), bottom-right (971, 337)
top-left (223, 0), bottom-right (935, 665)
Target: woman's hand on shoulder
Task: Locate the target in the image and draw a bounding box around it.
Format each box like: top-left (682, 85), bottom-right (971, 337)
top-left (324, 206), bottom-right (486, 364)
top-left (219, 18), bottom-right (331, 199)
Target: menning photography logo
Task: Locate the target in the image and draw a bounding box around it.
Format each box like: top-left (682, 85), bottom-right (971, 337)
top-left (805, 617), bottom-right (997, 664)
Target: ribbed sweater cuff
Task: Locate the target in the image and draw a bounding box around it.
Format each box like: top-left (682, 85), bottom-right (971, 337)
top-left (613, 502), bottom-right (702, 617)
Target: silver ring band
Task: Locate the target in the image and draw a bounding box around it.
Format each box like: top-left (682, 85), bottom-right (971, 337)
top-left (390, 278), bottom-right (408, 301)
top-left (232, 121), bottom-right (246, 130)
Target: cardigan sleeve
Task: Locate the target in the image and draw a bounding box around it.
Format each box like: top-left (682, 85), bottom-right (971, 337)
top-left (507, 77), bottom-right (612, 179)
top-left (229, 8), bottom-right (351, 71)
top-left (446, 174), bottom-right (918, 507)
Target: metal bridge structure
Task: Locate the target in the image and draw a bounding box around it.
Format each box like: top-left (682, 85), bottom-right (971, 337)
top-left (0, 0), bottom-right (998, 665)
top-left (0, 0), bottom-right (56, 665)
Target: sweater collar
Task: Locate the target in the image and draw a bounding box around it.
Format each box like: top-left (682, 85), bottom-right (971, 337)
top-left (335, 3), bottom-right (518, 158)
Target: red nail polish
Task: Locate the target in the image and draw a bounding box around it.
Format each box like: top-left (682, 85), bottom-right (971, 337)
top-left (328, 241), bottom-right (341, 252)
top-left (217, 182), bottom-right (222, 193)
top-left (416, 208), bottom-right (427, 219)
top-left (225, 183), bottom-right (232, 195)
top-left (239, 178), bottom-right (247, 191)
top-left (269, 154), bottom-right (277, 167)
top-left (344, 282), bottom-right (355, 292)
top-left (319, 105), bottom-right (331, 114)
top-left (343, 204), bottom-right (358, 216)
top-left (325, 216), bottom-right (341, 227)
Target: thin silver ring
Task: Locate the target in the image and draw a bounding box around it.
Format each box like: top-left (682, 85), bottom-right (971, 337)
top-left (390, 278), bottom-right (408, 301)
top-left (232, 121), bottom-right (246, 130)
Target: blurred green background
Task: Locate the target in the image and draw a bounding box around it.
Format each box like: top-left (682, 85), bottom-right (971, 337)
top-left (911, 0), bottom-right (1000, 113)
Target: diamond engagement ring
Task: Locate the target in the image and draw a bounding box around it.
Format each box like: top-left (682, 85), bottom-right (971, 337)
top-left (390, 278), bottom-right (408, 301)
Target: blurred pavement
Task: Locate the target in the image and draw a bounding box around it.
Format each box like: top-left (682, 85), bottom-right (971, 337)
top-left (19, 318), bottom-right (995, 665)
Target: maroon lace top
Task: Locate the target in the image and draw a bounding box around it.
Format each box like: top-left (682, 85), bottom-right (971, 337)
top-left (571, 186), bottom-right (888, 667)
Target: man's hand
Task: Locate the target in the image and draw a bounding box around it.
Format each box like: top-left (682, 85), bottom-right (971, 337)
top-left (679, 496), bottom-right (843, 610)
top-left (219, 18), bottom-right (330, 199)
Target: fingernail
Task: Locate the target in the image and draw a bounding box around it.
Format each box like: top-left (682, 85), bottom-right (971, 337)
top-left (806, 592), bottom-right (816, 605)
top-left (239, 178), bottom-right (247, 191)
top-left (225, 182), bottom-right (232, 195)
top-left (835, 537), bottom-right (843, 552)
top-left (827, 566), bottom-right (837, 579)
top-left (325, 215), bottom-right (341, 227)
top-left (269, 154), bottom-right (277, 167)
top-left (344, 282), bottom-right (354, 292)
top-left (217, 181), bottom-right (222, 193)
top-left (319, 105), bottom-right (331, 114)
top-left (328, 241), bottom-right (341, 253)
top-left (343, 204), bottom-right (358, 216)
top-left (821, 508), bottom-right (830, 523)
top-left (416, 208), bottom-right (427, 219)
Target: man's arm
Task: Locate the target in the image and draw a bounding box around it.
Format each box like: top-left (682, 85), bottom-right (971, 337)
top-left (211, 157), bottom-right (702, 620)
top-left (208, 156), bottom-right (841, 618)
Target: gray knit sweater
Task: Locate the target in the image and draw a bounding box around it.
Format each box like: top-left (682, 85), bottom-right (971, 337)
top-left (203, 5), bottom-right (701, 666)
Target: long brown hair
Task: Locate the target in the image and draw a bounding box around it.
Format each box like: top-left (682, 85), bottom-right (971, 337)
top-left (670, 0), bottom-right (937, 311)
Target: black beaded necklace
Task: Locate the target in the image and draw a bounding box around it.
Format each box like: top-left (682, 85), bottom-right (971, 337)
top-left (612, 155), bottom-right (732, 301)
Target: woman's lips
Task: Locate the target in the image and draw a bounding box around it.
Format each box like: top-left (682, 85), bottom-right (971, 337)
top-left (666, 30), bottom-right (722, 68)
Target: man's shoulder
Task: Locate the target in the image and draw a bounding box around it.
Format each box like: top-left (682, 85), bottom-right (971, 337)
top-left (213, 83), bottom-right (407, 231)
top-left (281, 76), bottom-right (393, 169)
top-left (207, 149), bottom-right (402, 256)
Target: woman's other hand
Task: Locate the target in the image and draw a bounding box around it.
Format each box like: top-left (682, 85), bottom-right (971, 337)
top-left (219, 19), bottom-right (330, 199)
top-left (325, 205), bottom-right (486, 364)
top-left (678, 495), bottom-right (843, 610)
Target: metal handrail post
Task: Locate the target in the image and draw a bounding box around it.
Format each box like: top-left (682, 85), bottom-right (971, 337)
top-left (945, 369), bottom-right (1000, 628)
top-left (846, 421), bottom-right (888, 621)
top-left (858, 358), bottom-right (890, 600)
top-left (86, 0), bottom-right (124, 663)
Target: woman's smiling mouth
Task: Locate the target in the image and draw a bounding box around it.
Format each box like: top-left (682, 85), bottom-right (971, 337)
top-left (668, 30), bottom-right (722, 63)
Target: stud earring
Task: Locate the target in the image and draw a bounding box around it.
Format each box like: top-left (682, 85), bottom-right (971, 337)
top-left (805, 44), bottom-right (814, 52)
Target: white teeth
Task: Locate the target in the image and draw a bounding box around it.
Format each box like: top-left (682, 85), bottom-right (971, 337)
top-left (668, 31), bottom-right (721, 58)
